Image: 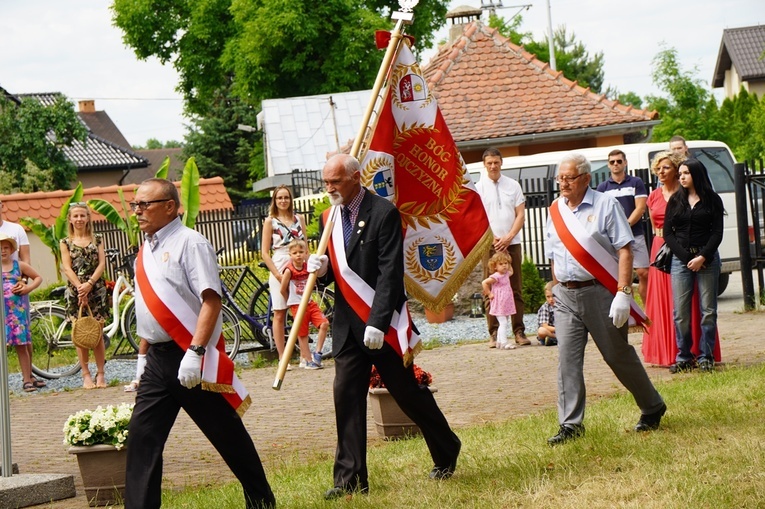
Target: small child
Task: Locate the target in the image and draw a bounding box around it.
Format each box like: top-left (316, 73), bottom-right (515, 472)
top-left (537, 281), bottom-right (557, 346)
top-left (481, 251), bottom-right (516, 350)
top-left (280, 239), bottom-right (329, 369)
top-left (1, 234), bottom-right (43, 392)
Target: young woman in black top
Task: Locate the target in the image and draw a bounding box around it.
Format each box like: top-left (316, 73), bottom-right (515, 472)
top-left (664, 158), bottom-right (724, 373)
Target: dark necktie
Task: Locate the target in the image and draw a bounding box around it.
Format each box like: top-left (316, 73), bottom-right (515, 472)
top-left (342, 206), bottom-right (353, 248)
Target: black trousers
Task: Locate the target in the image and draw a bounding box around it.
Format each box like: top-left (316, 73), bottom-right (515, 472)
top-left (124, 341), bottom-right (275, 509)
top-left (332, 337), bottom-right (461, 490)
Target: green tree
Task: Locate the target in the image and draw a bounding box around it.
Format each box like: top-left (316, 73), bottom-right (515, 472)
top-left (182, 85), bottom-right (262, 205)
top-left (0, 95), bottom-right (87, 191)
top-left (112, 0), bottom-right (449, 116)
top-left (645, 46), bottom-right (724, 142)
top-left (133, 138), bottom-right (184, 150)
top-left (718, 87), bottom-right (764, 162)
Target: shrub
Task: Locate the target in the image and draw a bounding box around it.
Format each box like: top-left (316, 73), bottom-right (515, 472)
top-left (521, 256), bottom-right (546, 313)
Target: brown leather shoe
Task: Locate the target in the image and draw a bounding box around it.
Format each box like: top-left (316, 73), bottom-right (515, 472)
top-left (488, 339), bottom-right (497, 348)
top-left (515, 332), bottom-right (531, 346)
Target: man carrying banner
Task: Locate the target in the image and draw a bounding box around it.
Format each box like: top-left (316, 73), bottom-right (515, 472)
top-left (544, 154), bottom-right (666, 446)
top-left (475, 147), bottom-right (529, 347)
top-left (124, 178), bottom-right (275, 509)
top-left (310, 154), bottom-right (461, 500)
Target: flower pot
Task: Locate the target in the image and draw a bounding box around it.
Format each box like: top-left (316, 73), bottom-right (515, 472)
top-left (368, 386), bottom-right (437, 439)
top-left (424, 303), bottom-right (454, 323)
top-left (68, 444), bottom-right (127, 506)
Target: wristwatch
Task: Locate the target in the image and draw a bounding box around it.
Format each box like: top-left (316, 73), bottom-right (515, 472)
top-left (619, 285), bottom-right (633, 295)
top-left (188, 345), bottom-right (206, 356)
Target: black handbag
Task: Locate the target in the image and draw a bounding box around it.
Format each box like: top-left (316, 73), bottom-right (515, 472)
top-left (651, 243), bottom-right (672, 274)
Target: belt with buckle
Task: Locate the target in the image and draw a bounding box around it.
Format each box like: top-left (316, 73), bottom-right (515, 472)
top-left (689, 247), bottom-right (702, 254)
top-left (558, 280), bottom-right (596, 289)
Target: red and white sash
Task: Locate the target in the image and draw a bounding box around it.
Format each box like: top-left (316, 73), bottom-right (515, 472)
top-left (324, 206), bottom-right (420, 365)
top-left (135, 243), bottom-right (250, 415)
top-left (549, 199), bottom-right (648, 326)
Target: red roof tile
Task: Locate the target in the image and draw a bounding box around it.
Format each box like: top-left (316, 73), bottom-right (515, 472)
top-left (422, 22), bottom-right (659, 143)
top-left (0, 177), bottom-right (233, 227)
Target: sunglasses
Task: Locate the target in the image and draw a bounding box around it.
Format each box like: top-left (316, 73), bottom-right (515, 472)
top-left (608, 159), bottom-right (624, 165)
top-left (69, 202), bottom-right (88, 209)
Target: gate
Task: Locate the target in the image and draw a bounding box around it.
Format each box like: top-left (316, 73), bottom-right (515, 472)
top-left (739, 159), bottom-right (765, 309)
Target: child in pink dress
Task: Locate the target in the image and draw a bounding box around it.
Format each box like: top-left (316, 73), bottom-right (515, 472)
top-left (481, 251), bottom-right (517, 350)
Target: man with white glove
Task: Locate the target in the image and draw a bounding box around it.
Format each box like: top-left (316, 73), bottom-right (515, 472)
top-left (609, 290), bottom-right (632, 328)
top-left (177, 348), bottom-right (203, 388)
top-left (124, 178), bottom-right (275, 509)
top-left (543, 153), bottom-right (666, 448)
top-left (307, 253), bottom-right (328, 276)
top-left (363, 326), bottom-right (384, 349)
top-left (318, 155), bottom-right (461, 501)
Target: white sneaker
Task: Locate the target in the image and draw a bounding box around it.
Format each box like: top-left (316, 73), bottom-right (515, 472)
top-left (503, 343), bottom-right (516, 350)
top-left (299, 358), bottom-right (307, 368)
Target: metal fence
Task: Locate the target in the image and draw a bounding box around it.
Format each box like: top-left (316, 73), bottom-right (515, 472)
top-left (93, 168), bottom-right (657, 281)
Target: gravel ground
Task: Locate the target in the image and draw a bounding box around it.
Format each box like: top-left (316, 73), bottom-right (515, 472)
top-left (7, 313), bottom-right (540, 395)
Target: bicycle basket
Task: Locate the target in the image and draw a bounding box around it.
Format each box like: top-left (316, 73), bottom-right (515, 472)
top-left (72, 305), bottom-right (103, 350)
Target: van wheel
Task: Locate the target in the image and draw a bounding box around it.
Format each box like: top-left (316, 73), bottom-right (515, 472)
top-left (718, 272), bottom-right (729, 296)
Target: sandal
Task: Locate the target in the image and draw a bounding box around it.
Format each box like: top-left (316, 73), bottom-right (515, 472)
top-left (31, 377), bottom-right (47, 388)
top-left (22, 382), bottom-right (36, 393)
top-left (83, 374), bottom-right (96, 390)
top-left (96, 372), bottom-right (107, 389)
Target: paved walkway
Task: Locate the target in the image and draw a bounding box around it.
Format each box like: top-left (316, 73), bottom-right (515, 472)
top-left (8, 307), bottom-right (765, 508)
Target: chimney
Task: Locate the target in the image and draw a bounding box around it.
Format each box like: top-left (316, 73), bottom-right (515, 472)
top-left (78, 100), bottom-right (96, 113)
top-left (446, 5), bottom-right (483, 44)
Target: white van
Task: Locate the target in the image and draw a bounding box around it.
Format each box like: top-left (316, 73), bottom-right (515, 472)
top-left (467, 141), bottom-right (739, 293)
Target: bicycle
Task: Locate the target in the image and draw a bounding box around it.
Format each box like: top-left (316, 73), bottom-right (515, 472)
top-left (29, 248), bottom-right (241, 379)
top-left (216, 257), bottom-right (335, 358)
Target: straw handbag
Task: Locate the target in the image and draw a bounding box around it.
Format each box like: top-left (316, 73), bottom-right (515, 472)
top-left (71, 305), bottom-right (103, 350)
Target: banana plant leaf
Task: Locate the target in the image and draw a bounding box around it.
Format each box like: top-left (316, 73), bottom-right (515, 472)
top-left (154, 156), bottom-right (170, 179)
top-left (180, 157), bottom-right (200, 229)
top-left (88, 188), bottom-right (139, 247)
top-left (54, 182), bottom-right (84, 242)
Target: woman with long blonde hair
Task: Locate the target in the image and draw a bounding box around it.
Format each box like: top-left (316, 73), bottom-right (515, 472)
top-left (260, 186), bottom-right (306, 368)
top-left (60, 203), bottom-right (109, 388)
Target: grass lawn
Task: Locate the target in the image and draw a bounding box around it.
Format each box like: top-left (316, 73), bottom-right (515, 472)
top-left (159, 362), bottom-right (765, 508)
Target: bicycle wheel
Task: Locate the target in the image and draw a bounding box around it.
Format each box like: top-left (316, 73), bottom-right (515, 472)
top-left (30, 305), bottom-right (82, 379)
top-left (121, 298), bottom-right (140, 352)
top-left (247, 285), bottom-right (277, 348)
top-left (124, 300), bottom-right (241, 360)
top-left (221, 304), bottom-right (241, 359)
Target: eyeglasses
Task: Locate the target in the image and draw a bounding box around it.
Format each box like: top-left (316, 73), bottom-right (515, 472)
top-left (69, 202), bottom-right (87, 209)
top-left (129, 199), bottom-right (171, 211)
top-left (608, 159), bottom-right (624, 165)
top-left (555, 174), bottom-right (587, 184)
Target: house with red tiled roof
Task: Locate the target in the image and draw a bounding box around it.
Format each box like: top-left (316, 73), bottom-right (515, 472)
top-left (1, 177), bottom-right (232, 284)
top-left (422, 18), bottom-right (661, 163)
top-left (713, 25), bottom-right (765, 100)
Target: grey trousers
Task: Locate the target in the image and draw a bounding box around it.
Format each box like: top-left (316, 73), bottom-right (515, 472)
top-left (553, 282), bottom-right (664, 426)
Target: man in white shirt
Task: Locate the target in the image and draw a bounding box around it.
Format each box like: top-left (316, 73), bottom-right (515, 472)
top-left (475, 148), bottom-right (530, 347)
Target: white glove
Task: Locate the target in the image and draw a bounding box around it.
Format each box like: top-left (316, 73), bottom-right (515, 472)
top-left (135, 354), bottom-right (147, 382)
top-left (609, 291), bottom-right (632, 328)
top-left (363, 325), bottom-right (385, 350)
top-left (177, 349), bottom-right (203, 389)
top-left (307, 254), bottom-right (328, 275)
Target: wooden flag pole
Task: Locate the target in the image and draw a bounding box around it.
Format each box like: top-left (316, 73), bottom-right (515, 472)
top-left (272, 206), bottom-right (337, 389)
top-left (272, 3), bottom-right (417, 390)
top-left (350, 18), bottom-right (407, 159)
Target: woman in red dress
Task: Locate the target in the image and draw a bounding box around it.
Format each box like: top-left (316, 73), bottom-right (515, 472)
top-left (641, 151), bottom-right (721, 366)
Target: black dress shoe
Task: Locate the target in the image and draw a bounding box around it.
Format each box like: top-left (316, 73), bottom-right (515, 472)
top-left (323, 485), bottom-right (369, 500)
top-left (547, 424), bottom-right (585, 446)
top-left (429, 462), bottom-right (457, 480)
top-left (635, 403), bottom-right (667, 432)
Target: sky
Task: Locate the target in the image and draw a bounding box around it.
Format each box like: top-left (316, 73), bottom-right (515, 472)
top-left (1, 1), bottom-right (763, 148)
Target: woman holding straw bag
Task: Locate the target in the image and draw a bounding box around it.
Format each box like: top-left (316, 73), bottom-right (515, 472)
top-left (60, 202), bottom-right (109, 389)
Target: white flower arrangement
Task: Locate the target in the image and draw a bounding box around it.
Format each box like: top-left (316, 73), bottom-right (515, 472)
top-left (62, 403), bottom-right (133, 450)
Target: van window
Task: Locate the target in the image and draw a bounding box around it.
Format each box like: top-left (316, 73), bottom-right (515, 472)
top-left (647, 147), bottom-right (735, 193)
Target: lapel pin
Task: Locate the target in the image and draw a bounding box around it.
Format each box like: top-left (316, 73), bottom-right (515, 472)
top-left (358, 221), bottom-right (365, 228)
